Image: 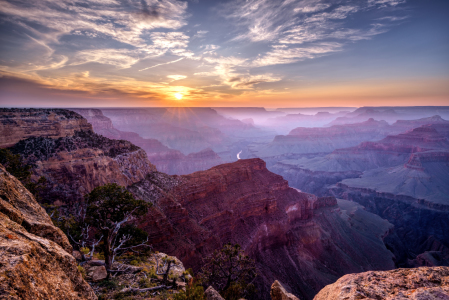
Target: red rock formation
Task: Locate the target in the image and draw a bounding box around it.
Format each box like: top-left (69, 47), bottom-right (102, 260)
top-left (4, 109), bottom-right (156, 204)
top-left (129, 158), bottom-right (395, 299)
top-left (0, 108), bottom-right (92, 148)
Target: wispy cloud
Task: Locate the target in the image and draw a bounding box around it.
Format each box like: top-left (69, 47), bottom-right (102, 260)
top-left (252, 42), bottom-right (342, 67)
top-left (71, 49), bottom-right (140, 69)
top-left (139, 57), bottom-right (185, 71)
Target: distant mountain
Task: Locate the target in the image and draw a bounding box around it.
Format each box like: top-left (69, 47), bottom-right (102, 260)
top-left (254, 118), bottom-right (391, 157)
top-left (71, 108), bottom-right (225, 175)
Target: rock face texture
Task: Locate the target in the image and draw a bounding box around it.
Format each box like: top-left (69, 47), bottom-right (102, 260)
top-left (0, 108), bottom-right (92, 148)
top-left (314, 267), bottom-right (449, 300)
top-left (271, 280), bottom-right (300, 300)
top-left (129, 158), bottom-right (395, 299)
top-left (0, 164), bottom-right (96, 299)
top-left (4, 109), bottom-right (156, 204)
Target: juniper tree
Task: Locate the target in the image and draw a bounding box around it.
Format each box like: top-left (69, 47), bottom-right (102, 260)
top-left (84, 183), bottom-right (151, 273)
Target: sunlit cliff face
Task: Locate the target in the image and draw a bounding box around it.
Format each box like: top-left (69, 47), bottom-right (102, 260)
top-left (0, 0), bottom-right (448, 107)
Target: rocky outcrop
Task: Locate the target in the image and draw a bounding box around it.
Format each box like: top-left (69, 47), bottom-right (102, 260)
top-left (313, 267), bottom-right (449, 300)
top-left (129, 158), bottom-right (395, 299)
top-left (205, 286), bottom-right (225, 300)
top-left (0, 164), bottom-right (96, 299)
top-left (270, 280), bottom-right (299, 300)
top-left (6, 116), bottom-right (156, 204)
top-left (0, 108), bottom-right (92, 148)
top-left (0, 164), bottom-right (71, 252)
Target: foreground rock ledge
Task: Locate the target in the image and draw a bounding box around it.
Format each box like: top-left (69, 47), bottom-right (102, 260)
top-left (314, 266), bottom-right (449, 300)
top-left (0, 164), bottom-right (96, 300)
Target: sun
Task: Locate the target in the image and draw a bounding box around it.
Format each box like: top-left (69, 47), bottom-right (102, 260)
top-left (174, 93), bottom-right (183, 100)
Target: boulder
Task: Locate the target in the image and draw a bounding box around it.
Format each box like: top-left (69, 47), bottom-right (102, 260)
top-left (86, 266), bottom-right (108, 282)
top-left (270, 280), bottom-right (299, 300)
top-left (205, 286), bottom-right (225, 300)
top-left (314, 267), bottom-right (449, 300)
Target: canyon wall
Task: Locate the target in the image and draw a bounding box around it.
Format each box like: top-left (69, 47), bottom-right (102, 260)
top-left (129, 158), bottom-right (395, 299)
top-left (2, 109), bottom-right (156, 204)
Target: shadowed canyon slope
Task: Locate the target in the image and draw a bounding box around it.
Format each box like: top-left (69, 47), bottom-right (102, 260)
top-left (0, 164), bottom-right (96, 299)
top-left (268, 119), bottom-right (449, 269)
top-left (128, 158), bottom-right (395, 300)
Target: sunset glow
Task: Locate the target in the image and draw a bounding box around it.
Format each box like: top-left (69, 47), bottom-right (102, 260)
top-left (0, 0), bottom-right (447, 107)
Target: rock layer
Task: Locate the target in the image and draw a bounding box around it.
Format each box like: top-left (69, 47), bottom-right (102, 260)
top-left (314, 267), bottom-right (449, 300)
top-left (0, 108), bottom-right (92, 148)
top-left (0, 164), bottom-right (96, 300)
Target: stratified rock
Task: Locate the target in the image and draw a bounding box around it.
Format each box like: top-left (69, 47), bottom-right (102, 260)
top-left (0, 108), bottom-right (92, 148)
top-left (205, 286), bottom-right (225, 300)
top-left (313, 267), bottom-right (449, 300)
top-left (6, 114), bottom-right (157, 204)
top-left (0, 164), bottom-right (71, 252)
top-left (0, 164), bottom-right (96, 299)
top-left (270, 280), bottom-right (299, 300)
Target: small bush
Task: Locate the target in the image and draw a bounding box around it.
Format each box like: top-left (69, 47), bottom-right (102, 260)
top-left (98, 279), bottom-right (118, 290)
top-left (129, 259), bottom-right (140, 266)
top-left (77, 265), bottom-right (86, 279)
top-left (174, 282), bottom-right (204, 300)
top-left (80, 247), bottom-right (90, 255)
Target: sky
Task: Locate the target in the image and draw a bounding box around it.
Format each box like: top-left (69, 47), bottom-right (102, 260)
top-left (0, 0), bottom-right (448, 108)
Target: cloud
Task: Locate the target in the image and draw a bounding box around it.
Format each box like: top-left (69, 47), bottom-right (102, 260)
top-left (71, 49), bottom-right (140, 69)
top-left (167, 74), bottom-right (187, 81)
top-left (0, 0), bottom-right (188, 49)
top-left (139, 57), bottom-right (185, 71)
top-left (252, 42), bottom-right (342, 67)
top-left (196, 55), bottom-right (281, 89)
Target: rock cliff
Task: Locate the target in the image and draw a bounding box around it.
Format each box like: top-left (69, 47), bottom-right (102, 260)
top-left (0, 108), bottom-right (92, 148)
top-left (0, 164), bottom-right (96, 299)
top-left (9, 129), bottom-right (156, 204)
top-left (314, 266), bottom-right (449, 300)
top-left (2, 108), bottom-right (156, 204)
top-left (129, 158), bottom-right (395, 299)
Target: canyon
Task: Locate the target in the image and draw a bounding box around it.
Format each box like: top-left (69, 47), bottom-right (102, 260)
top-left (128, 158), bottom-right (396, 299)
top-left (0, 108), bottom-right (399, 299)
top-left (1, 107), bottom-right (449, 299)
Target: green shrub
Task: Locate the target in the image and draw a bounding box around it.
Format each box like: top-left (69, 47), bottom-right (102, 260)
top-left (77, 265), bottom-right (86, 279)
top-left (174, 282), bottom-right (204, 300)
